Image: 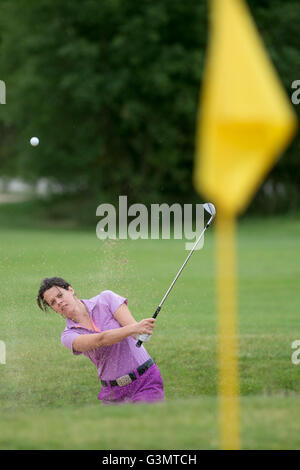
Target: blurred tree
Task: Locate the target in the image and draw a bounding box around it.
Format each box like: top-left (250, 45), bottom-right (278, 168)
top-left (0, 0), bottom-right (299, 213)
top-left (244, 0), bottom-right (300, 213)
top-left (0, 0), bottom-right (207, 206)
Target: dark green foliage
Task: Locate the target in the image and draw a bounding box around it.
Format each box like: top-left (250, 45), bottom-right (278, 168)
top-left (0, 0), bottom-right (299, 212)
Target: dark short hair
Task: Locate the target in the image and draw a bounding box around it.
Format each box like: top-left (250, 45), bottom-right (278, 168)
top-left (37, 277), bottom-right (71, 312)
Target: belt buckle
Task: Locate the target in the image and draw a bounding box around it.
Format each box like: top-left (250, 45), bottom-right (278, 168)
top-left (116, 374), bottom-right (132, 386)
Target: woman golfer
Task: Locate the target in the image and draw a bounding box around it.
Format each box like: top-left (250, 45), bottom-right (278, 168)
top-left (37, 277), bottom-right (164, 405)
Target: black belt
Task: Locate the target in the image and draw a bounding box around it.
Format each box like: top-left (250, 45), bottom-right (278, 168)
top-left (101, 358), bottom-right (155, 387)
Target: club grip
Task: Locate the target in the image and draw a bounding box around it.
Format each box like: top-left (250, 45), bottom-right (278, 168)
top-left (136, 306), bottom-right (161, 347)
top-left (152, 306), bottom-right (161, 319)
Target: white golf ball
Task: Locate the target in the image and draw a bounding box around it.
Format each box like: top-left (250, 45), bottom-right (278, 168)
top-left (30, 137), bottom-right (39, 146)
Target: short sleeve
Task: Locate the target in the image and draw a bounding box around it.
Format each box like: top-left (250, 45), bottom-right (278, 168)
top-left (61, 329), bottom-right (82, 355)
top-left (101, 290), bottom-right (128, 316)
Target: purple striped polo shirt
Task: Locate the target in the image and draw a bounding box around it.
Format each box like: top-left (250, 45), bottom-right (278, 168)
top-left (61, 290), bottom-right (150, 381)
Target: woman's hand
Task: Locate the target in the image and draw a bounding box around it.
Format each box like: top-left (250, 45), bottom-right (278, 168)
top-left (113, 304), bottom-right (155, 340)
top-left (133, 318), bottom-right (156, 336)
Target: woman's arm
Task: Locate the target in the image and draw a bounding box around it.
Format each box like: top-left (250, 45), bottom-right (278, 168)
top-left (114, 303), bottom-right (138, 338)
top-left (73, 318), bottom-right (155, 352)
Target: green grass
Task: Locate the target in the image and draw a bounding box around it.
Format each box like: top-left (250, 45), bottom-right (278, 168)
top-left (0, 212), bottom-right (300, 449)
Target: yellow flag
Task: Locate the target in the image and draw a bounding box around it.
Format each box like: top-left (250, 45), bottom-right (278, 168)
top-left (194, 0), bottom-right (297, 215)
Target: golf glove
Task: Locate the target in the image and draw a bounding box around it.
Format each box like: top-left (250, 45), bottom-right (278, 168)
top-left (135, 333), bottom-right (151, 343)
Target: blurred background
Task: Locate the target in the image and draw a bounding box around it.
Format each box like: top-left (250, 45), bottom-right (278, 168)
top-left (0, 0), bottom-right (299, 228)
top-left (1, 0), bottom-right (300, 451)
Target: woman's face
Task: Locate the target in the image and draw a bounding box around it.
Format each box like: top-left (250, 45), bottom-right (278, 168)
top-left (43, 285), bottom-right (77, 318)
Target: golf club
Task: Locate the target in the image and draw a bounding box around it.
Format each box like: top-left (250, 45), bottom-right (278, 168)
top-left (136, 202), bottom-right (216, 347)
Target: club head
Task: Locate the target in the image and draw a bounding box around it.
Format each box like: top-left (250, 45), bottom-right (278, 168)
top-left (203, 202), bottom-right (216, 219)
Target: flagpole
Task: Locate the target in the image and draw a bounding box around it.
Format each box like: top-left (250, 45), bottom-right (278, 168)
top-left (216, 211), bottom-right (240, 450)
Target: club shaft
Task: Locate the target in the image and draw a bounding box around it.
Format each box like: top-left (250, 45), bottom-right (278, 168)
top-left (157, 217), bottom-right (213, 309)
top-left (136, 215), bottom-right (214, 347)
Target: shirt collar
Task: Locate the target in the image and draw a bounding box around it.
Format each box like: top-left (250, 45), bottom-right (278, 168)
top-left (65, 298), bottom-right (96, 329)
